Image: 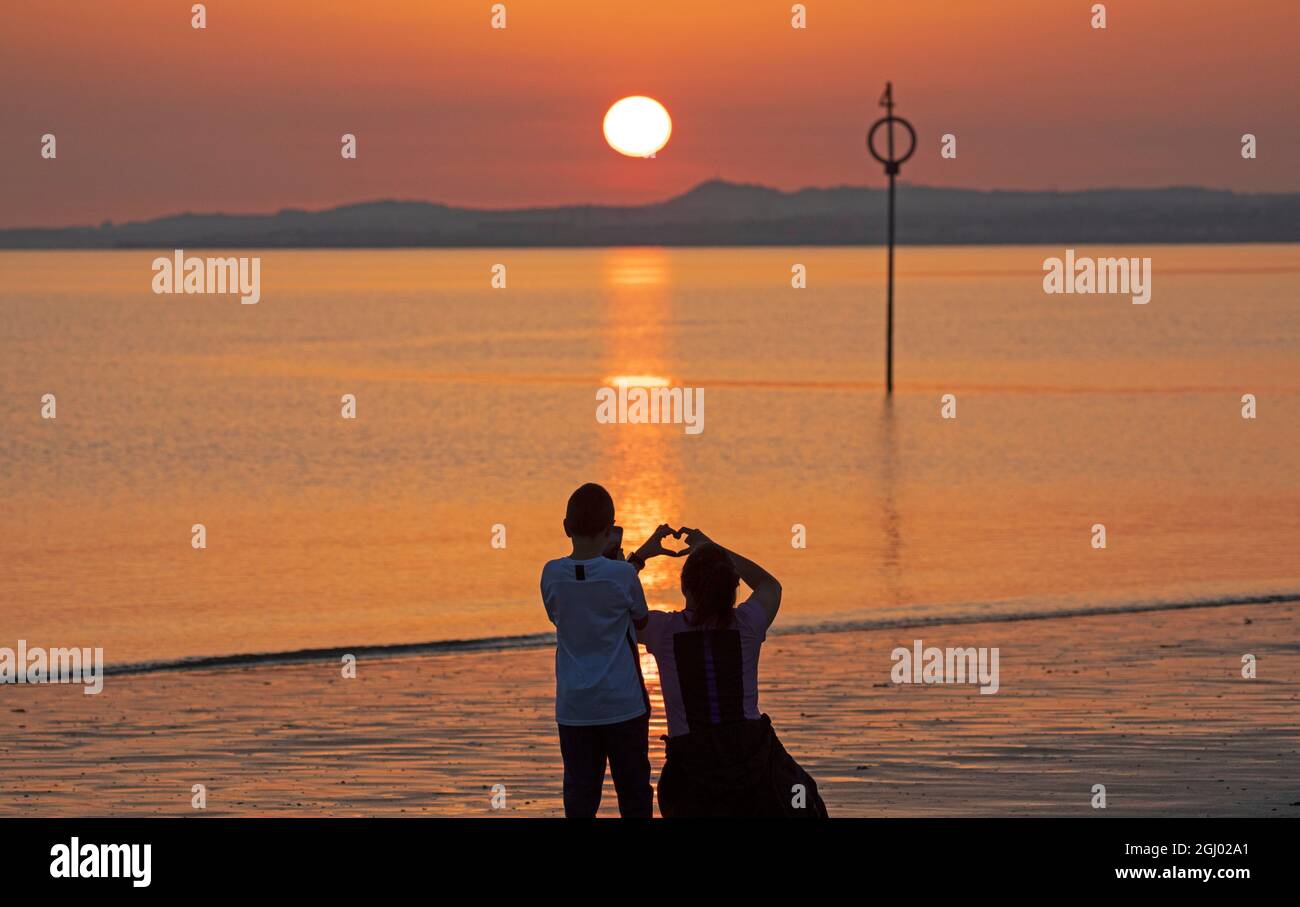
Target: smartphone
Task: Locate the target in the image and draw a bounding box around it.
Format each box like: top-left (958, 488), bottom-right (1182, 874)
top-left (603, 525), bottom-right (624, 559)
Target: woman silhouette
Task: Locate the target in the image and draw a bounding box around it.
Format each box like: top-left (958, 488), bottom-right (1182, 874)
top-left (636, 528), bottom-right (827, 817)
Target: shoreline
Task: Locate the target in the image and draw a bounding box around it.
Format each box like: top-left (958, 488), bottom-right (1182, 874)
top-left (91, 590), bottom-right (1300, 678)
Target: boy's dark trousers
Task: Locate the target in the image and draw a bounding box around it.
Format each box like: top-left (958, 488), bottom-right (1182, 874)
top-left (557, 711), bottom-right (653, 818)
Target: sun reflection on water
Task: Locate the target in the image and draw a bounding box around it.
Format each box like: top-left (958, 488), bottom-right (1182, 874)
top-left (603, 250), bottom-right (669, 287)
top-left (599, 249), bottom-right (683, 604)
top-left (604, 374), bottom-right (671, 388)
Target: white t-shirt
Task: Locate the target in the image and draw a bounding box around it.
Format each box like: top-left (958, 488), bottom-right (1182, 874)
top-left (540, 556), bottom-right (650, 726)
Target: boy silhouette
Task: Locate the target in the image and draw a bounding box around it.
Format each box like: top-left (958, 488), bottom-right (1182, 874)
top-left (539, 483), bottom-right (678, 817)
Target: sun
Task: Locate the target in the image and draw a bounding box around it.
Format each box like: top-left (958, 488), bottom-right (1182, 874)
top-left (603, 96), bottom-right (672, 158)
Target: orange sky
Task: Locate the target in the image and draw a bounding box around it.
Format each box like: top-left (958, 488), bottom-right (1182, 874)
top-left (2, 0), bottom-right (1297, 227)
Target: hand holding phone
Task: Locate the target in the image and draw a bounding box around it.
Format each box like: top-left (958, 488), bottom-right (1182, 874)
top-left (603, 525), bottom-right (625, 559)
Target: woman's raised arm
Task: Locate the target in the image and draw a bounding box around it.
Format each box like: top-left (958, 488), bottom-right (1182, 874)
top-left (681, 529), bottom-right (782, 627)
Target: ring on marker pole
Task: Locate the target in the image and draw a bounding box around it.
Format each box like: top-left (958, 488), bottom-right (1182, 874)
top-left (866, 115), bottom-right (916, 175)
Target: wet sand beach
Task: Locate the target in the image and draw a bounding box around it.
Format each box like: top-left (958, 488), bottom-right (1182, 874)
top-left (4, 601), bottom-right (1297, 817)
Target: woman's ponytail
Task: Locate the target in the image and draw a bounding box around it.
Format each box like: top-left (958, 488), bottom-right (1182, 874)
top-left (681, 542), bottom-right (740, 628)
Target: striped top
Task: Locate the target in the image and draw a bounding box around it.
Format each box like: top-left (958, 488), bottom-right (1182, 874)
top-left (641, 598), bottom-right (769, 738)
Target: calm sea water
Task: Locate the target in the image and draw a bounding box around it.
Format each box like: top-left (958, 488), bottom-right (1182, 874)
top-left (2, 246), bottom-right (1298, 666)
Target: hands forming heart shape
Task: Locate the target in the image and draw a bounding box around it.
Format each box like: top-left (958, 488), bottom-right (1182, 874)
top-left (642, 524), bottom-right (709, 559)
top-left (660, 527), bottom-right (691, 558)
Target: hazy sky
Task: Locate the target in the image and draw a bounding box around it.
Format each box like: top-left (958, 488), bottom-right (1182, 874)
top-left (2, 0), bottom-right (1297, 226)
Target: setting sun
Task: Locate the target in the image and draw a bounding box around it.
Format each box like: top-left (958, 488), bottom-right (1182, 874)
top-left (602, 96), bottom-right (672, 158)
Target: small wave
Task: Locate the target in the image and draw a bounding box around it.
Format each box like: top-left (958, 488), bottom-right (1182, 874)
top-left (105, 632), bottom-right (558, 677)
top-left (770, 591), bottom-right (1300, 638)
top-left (103, 591), bottom-right (1300, 678)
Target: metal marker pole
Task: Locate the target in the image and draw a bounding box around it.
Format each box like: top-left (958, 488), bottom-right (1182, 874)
top-left (886, 104), bottom-right (895, 394)
top-left (868, 83), bottom-right (915, 396)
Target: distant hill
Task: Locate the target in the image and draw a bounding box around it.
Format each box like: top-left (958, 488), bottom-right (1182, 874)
top-left (3, 180), bottom-right (1299, 248)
